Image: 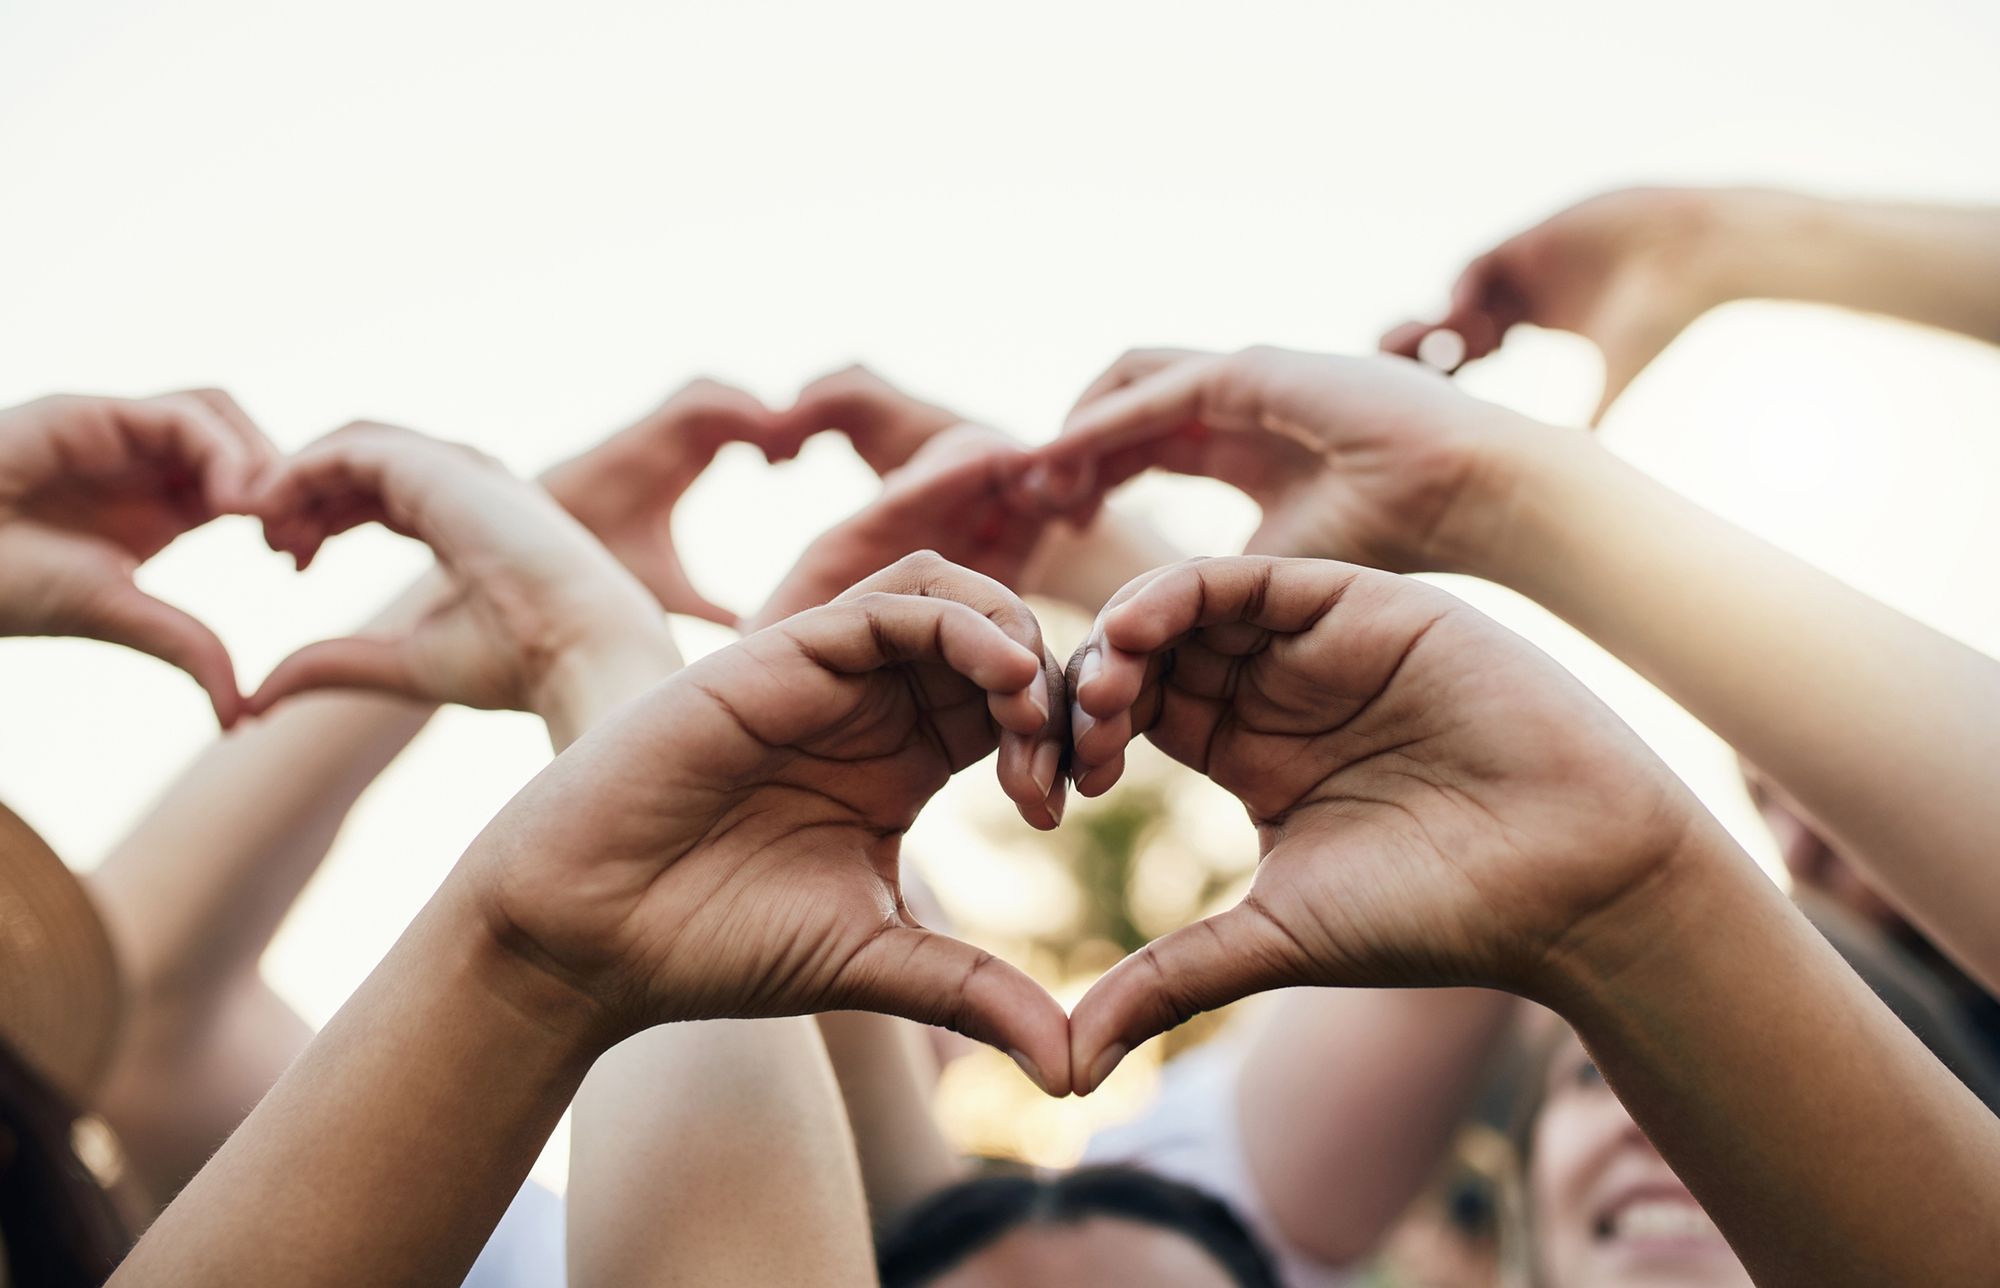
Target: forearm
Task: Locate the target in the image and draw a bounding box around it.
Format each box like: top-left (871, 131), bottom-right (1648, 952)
top-left (90, 574), bottom-right (447, 1010)
top-left (1544, 828), bottom-right (2000, 1285)
top-left (111, 884), bottom-right (603, 1288)
top-left (1237, 987), bottom-right (1518, 1265)
top-left (815, 1009), bottom-right (967, 1232)
top-left (1484, 432), bottom-right (2000, 990)
top-left (1709, 190), bottom-right (2000, 345)
top-left (568, 1018), bottom-right (876, 1286)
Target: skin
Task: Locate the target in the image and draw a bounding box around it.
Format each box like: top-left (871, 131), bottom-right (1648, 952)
top-left (780, 364), bottom-right (1508, 1271)
top-left (1033, 344), bottom-right (2000, 996)
top-left (0, 389), bottom-right (279, 725)
top-left (1062, 556), bottom-right (2000, 1285)
top-left (1529, 1033), bottom-right (1749, 1288)
top-left (83, 381), bottom-right (776, 1211)
top-left (1380, 186), bottom-right (2000, 423)
top-left (111, 564), bottom-right (1068, 1287)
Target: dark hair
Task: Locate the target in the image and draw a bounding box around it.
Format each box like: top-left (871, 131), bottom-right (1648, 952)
top-left (877, 1164), bottom-right (1281, 1288)
top-left (0, 1036), bottom-right (130, 1287)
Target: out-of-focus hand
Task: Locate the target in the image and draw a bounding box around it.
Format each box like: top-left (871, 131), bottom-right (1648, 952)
top-left (1381, 187), bottom-right (1735, 423)
top-left (455, 553), bottom-right (1072, 1092)
top-left (0, 390), bottom-right (278, 725)
top-left (246, 422), bottom-right (674, 722)
top-left (747, 425), bottom-right (1074, 631)
top-left (1063, 557), bottom-right (1707, 1092)
top-left (541, 378), bottom-right (788, 625)
top-left (775, 365), bottom-right (964, 476)
top-left (1030, 346), bottom-right (1541, 575)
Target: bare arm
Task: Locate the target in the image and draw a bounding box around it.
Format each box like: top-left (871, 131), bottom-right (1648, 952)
top-left (1481, 428), bottom-right (2000, 991)
top-left (88, 578), bottom-right (443, 1205)
top-left (567, 1019), bottom-right (876, 1287)
top-left (1236, 988), bottom-right (1517, 1266)
top-left (814, 1009), bottom-right (967, 1234)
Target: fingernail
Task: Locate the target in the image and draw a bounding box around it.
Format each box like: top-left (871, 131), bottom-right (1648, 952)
top-left (1087, 1044), bottom-right (1129, 1095)
top-left (1007, 1049), bottom-right (1048, 1094)
top-left (1071, 703), bottom-right (1096, 746)
top-left (1026, 675), bottom-right (1050, 723)
top-left (1031, 741), bottom-right (1060, 799)
top-left (1078, 649), bottom-right (1102, 694)
top-left (1023, 463), bottom-right (1052, 496)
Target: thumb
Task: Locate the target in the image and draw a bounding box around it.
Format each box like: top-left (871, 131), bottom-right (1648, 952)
top-left (81, 585), bottom-right (243, 728)
top-left (1067, 901), bottom-right (1301, 1095)
top-left (245, 635), bottom-right (419, 716)
top-left (648, 553), bottom-right (739, 628)
top-left (839, 923), bottom-right (1072, 1097)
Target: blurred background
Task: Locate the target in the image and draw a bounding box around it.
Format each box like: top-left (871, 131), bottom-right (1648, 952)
top-left (2, 0), bottom-right (1997, 1192)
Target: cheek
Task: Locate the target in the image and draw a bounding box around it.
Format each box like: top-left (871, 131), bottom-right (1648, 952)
top-left (1528, 1100), bottom-right (1613, 1252)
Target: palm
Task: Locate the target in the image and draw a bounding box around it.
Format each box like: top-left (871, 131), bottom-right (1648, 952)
top-left (462, 589), bottom-right (1070, 1082)
top-left (1066, 559), bottom-right (1696, 1088)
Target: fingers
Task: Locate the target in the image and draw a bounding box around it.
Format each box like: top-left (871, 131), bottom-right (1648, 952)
top-left (780, 366), bottom-right (964, 475)
top-left (1040, 353), bottom-right (1220, 476)
top-left (835, 553), bottom-right (1067, 827)
top-left (783, 592), bottom-right (1044, 718)
top-left (1067, 901), bottom-right (1301, 1094)
top-left (244, 635), bottom-right (419, 716)
top-left (1095, 556), bottom-right (1365, 660)
top-left (1068, 347), bottom-right (1209, 410)
top-left (838, 923), bottom-right (1072, 1097)
top-left (81, 583), bottom-right (244, 727)
top-left (104, 392), bottom-right (275, 519)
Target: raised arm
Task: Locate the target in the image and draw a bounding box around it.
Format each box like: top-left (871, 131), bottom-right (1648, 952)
top-left (114, 559), bottom-right (1069, 1287)
top-left (1035, 346), bottom-right (2000, 993)
top-left (1381, 187), bottom-right (2000, 421)
top-left (81, 384), bottom-right (776, 1205)
top-left (1064, 556), bottom-right (2000, 1285)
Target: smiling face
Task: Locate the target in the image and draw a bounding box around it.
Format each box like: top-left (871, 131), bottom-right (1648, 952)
top-left (1527, 1031), bottom-right (1750, 1287)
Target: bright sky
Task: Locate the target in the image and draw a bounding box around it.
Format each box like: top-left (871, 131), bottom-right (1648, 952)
top-left (3, 0), bottom-right (1998, 1185)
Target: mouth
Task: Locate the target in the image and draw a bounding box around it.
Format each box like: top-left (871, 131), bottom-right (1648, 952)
top-left (1591, 1184), bottom-right (1731, 1257)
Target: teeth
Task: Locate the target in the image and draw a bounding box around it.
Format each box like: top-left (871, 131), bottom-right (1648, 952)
top-left (1612, 1200), bottom-right (1720, 1241)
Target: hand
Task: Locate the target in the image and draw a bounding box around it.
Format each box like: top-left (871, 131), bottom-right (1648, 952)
top-left (775, 365), bottom-right (965, 476)
top-left (1030, 346), bottom-right (1542, 575)
top-left (748, 426), bottom-right (1070, 630)
top-left (1381, 187), bottom-right (1737, 423)
top-left (0, 390), bottom-right (278, 725)
top-left (541, 378), bottom-right (788, 625)
top-left (1063, 557), bottom-right (1708, 1092)
top-left (246, 422), bottom-right (674, 722)
top-left (453, 554), bottom-right (1072, 1092)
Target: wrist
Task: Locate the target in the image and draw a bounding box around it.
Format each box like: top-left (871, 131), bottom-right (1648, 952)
top-left (1526, 814), bottom-right (1772, 1017)
top-left (531, 615), bottom-right (684, 749)
top-left (1699, 187), bottom-right (1839, 306)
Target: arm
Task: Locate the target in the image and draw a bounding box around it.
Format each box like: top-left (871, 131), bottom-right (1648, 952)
top-left (87, 579), bottom-right (441, 1206)
top-left (1236, 989), bottom-right (1518, 1267)
top-left (813, 1009), bottom-right (968, 1234)
top-left (567, 1019), bottom-right (876, 1286)
top-left (1064, 555), bottom-right (2000, 1285)
top-left (1478, 428), bottom-right (2000, 992)
top-left (1038, 345), bottom-right (2000, 992)
top-left (1549, 818), bottom-right (2000, 1287)
top-left (118, 563), bottom-right (1068, 1287)
top-left (1383, 188), bottom-right (2000, 422)
top-left (84, 383), bottom-right (773, 1206)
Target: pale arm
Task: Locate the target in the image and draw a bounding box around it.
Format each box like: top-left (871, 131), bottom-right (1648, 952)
top-left (87, 576), bottom-right (445, 1205)
top-left (814, 1009), bottom-right (967, 1234)
top-left (1236, 988), bottom-right (1518, 1267)
top-left (567, 1019), bottom-right (876, 1287)
top-left (1713, 193), bottom-right (2000, 345)
top-left (1481, 430), bottom-right (2000, 992)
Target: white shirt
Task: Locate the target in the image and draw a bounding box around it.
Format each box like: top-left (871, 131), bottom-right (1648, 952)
top-left (1083, 1040), bottom-right (1356, 1288)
